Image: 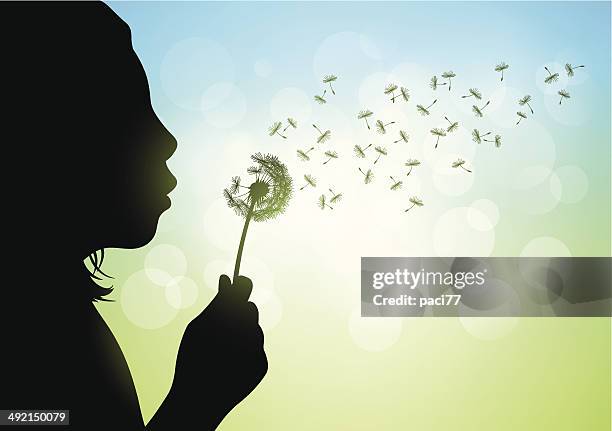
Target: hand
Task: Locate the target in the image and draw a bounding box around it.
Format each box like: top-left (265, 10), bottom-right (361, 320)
top-left (149, 275), bottom-right (267, 430)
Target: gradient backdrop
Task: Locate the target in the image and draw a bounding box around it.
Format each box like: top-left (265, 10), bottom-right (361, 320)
top-left (98, 2), bottom-right (611, 429)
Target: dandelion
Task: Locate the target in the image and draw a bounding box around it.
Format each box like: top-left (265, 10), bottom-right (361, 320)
top-left (283, 117), bottom-right (298, 133)
top-left (357, 109), bottom-right (374, 129)
top-left (224, 153), bottom-right (292, 280)
top-left (317, 194), bottom-right (334, 210)
top-left (375, 119), bottom-right (396, 134)
top-left (461, 88), bottom-right (482, 100)
top-left (516, 111), bottom-right (528, 125)
top-left (472, 100), bottom-right (490, 118)
top-left (389, 176), bottom-right (403, 191)
top-left (384, 83), bottom-right (399, 102)
top-left (300, 174), bottom-right (317, 190)
top-left (472, 128), bottom-right (491, 144)
top-left (328, 188), bottom-right (343, 204)
top-left (373, 146), bottom-right (388, 164)
top-left (268, 121), bottom-right (287, 139)
top-left (444, 116), bottom-right (459, 133)
top-left (495, 62), bottom-right (509, 81)
top-left (558, 89), bottom-right (570, 105)
top-left (296, 147), bottom-right (315, 161)
top-left (392, 87), bottom-right (410, 103)
top-left (323, 74), bottom-right (338, 95)
top-left (394, 130), bottom-right (409, 144)
top-left (353, 144), bottom-right (372, 158)
top-left (452, 158), bottom-right (472, 173)
top-left (416, 99), bottom-right (437, 116)
top-left (405, 196), bottom-right (423, 212)
top-left (323, 150), bottom-right (339, 165)
top-left (404, 159), bottom-right (421, 176)
top-left (430, 128), bottom-right (447, 149)
top-left (441, 71), bottom-right (456, 91)
top-left (313, 124), bottom-right (331, 144)
top-left (314, 89), bottom-right (327, 104)
top-left (544, 67), bottom-right (559, 84)
top-left (565, 63), bottom-right (585, 77)
top-left (430, 76), bottom-right (446, 91)
top-left (359, 167), bottom-right (374, 184)
top-left (484, 134), bottom-right (502, 148)
top-left (518, 95), bottom-right (534, 114)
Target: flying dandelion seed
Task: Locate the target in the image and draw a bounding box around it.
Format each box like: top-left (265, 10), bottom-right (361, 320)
top-left (394, 130), bottom-right (409, 144)
top-left (484, 134), bottom-right (502, 148)
top-left (323, 150), bottom-right (339, 165)
top-left (328, 188), bottom-right (343, 204)
top-left (323, 74), bottom-right (338, 95)
top-left (518, 95), bottom-right (534, 114)
top-left (404, 159), bottom-right (421, 176)
top-left (224, 153), bottom-right (292, 281)
top-left (495, 62), bottom-right (509, 81)
top-left (472, 100), bottom-right (490, 118)
top-left (405, 196), bottom-right (423, 212)
top-left (359, 167), bottom-right (374, 184)
top-left (441, 71), bottom-right (456, 91)
top-left (516, 111), bottom-right (528, 125)
top-left (300, 174), bottom-right (317, 190)
top-left (373, 146), bottom-right (388, 164)
top-left (430, 128), bottom-right (447, 149)
top-left (444, 116), bottom-right (459, 133)
top-left (544, 67), bottom-right (559, 84)
top-left (430, 76), bottom-right (446, 91)
top-left (268, 121), bottom-right (287, 139)
top-left (318, 194), bottom-right (334, 210)
top-left (417, 99), bottom-right (437, 116)
top-left (393, 87), bottom-right (410, 103)
top-left (462, 88), bottom-right (482, 100)
top-left (565, 63), bottom-right (585, 77)
top-left (558, 89), bottom-right (570, 105)
top-left (314, 89), bottom-right (327, 104)
top-left (452, 158), bottom-right (472, 173)
top-left (313, 124), bottom-right (331, 144)
top-left (471, 128), bottom-right (491, 144)
top-left (375, 120), bottom-right (396, 135)
top-left (353, 144), bottom-right (372, 158)
top-left (357, 109), bottom-right (374, 129)
top-left (389, 176), bottom-right (403, 191)
top-left (384, 83), bottom-right (399, 102)
top-left (296, 147), bottom-right (315, 162)
top-left (283, 117), bottom-right (298, 133)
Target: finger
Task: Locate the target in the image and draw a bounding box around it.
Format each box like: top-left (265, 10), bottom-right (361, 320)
top-left (233, 275), bottom-right (253, 301)
top-left (218, 274), bottom-right (232, 295)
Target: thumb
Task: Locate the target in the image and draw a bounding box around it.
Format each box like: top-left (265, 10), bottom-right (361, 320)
top-left (218, 274), bottom-right (232, 296)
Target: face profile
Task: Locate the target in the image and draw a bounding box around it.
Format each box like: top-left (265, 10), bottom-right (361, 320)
top-left (1, 3), bottom-right (268, 428)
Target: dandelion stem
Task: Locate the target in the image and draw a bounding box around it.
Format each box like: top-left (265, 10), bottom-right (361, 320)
top-left (404, 204), bottom-right (415, 212)
top-left (460, 165), bottom-right (472, 173)
top-left (233, 198), bottom-right (256, 282)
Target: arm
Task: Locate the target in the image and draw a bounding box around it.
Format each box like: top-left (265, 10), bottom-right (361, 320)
top-left (146, 275), bottom-right (268, 430)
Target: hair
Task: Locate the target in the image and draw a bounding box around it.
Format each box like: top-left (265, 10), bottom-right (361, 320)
top-left (88, 249), bottom-right (114, 301)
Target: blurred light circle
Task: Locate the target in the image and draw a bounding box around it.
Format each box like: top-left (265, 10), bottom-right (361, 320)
top-left (348, 308), bottom-right (402, 352)
top-left (459, 317), bottom-right (518, 341)
top-left (433, 207), bottom-right (495, 257)
top-left (201, 82), bottom-right (247, 128)
top-left (144, 244), bottom-right (187, 286)
top-left (165, 275), bottom-right (199, 309)
top-left (203, 259), bottom-right (230, 291)
top-left (470, 199), bottom-right (500, 228)
top-left (121, 270), bottom-right (179, 329)
top-left (554, 165), bottom-right (589, 204)
top-left (520, 237), bottom-right (571, 257)
top-left (161, 38), bottom-right (234, 110)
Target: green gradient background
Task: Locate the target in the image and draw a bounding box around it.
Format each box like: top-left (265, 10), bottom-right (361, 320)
top-left (97, 1), bottom-right (611, 429)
